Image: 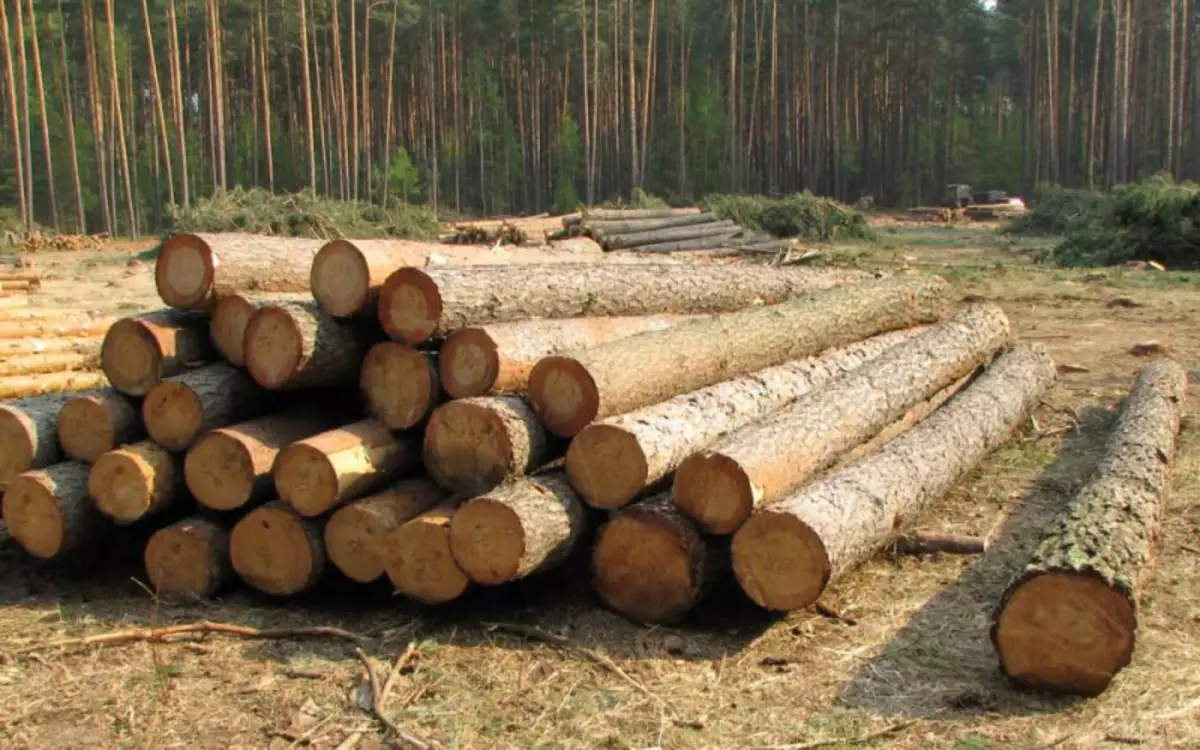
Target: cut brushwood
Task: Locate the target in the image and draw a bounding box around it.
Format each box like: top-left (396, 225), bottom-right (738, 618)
top-left (57, 388), bottom-right (143, 463)
top-left (379, 503), bottom-right (471, 605)
top-left (144, 517), bottom-right (232, 598)
top-left (88, 440), bottom-right (184, 524)
top-left (143, 363), bottom-right (271, 452)
top-left (2, 461), bottom-right (107, 560)
top-left (101, 309), bottom-right (213, 396)
top-left (0, 391), bottom-right (77, 490)
top-left (360, 343), bottom-right (440, 430)
top-left (154, 233), bottom-right (324, 310)
top-left (209, 292), bottom-right (310, 366)
top-left (324, 479), bottom-right (445, 584)
top-left (230, 501), bottom-right (326, 596)
top-left (243, 300), bottom-right (377, 390)
top-left (0, 372), bottom-right (107, 400)
top-left (991, 359), bottom-right (1186, 697)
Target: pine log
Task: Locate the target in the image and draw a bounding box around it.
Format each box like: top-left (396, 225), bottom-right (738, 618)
top-left (0, 319), bottom-right (114, 340)
top-left (379, 503), bottom-right (471, 605)
top-left (566, 328), bottom-right (922, 510)
top-left (57, 388), bottom-right (143, 463)
top-left (2, 461), bottom-right (107, 560)
top-left (991, 359), bottom-right (1186, 697)
top-left (324, 478), bottom-right (445, 583)
top-left (531, 274), bottom-right (947, 438)
top-left (143, 363), bottom-right (272, 452)
top-left (0, 271), bottom-right (41, 283)
top-left (0, 306), bottom-right (80, 321)
top-left (185, 409), bottom-right (349, 511)
top-left (0, 372), bottom-right (107, 400)
top-left (673, 303), bottom-right (1009, 534)
top-left (88, 440), bottom-right (184, 524)
top-left (731, 343), bottom-right (1057, 613)
top-left (274, 419), bottom-right (423, 517)
top-left (377, 263), bottom-right (875, 346)
top-left (592, 494), bottom-right (727, 624)
top-left (602, 220), bottom-right (738, 250)
top-left (424, 396), bottom-right (560, 496)
top-left (144, 517), bottom-right (232, 597)
top-left (230, 501), bottom-right (326, 596)
top-left (621, 232), bottom-right (741, 254)
top-left (101, 309), bottom-right (213, 396)
top-left (360, 342), bottom-right (440, 430)
top-left (584, 208), bottom-right (700, 221)
top-left (583, 213), bottom-right (721, 237)
top-left (244, 300), bottom-right (376, 390)
top-left (0, 391), bottom-right (75, 490)
top-left (209, 291), bottom-right (310, 366)
top-left (0, 279), bottom-right (36, 291)
top-left (448, 472), bottom-right (587, 585)
top-left (0, 351), bottom-right (95, 377)
top-left (0, 293), bottom-right (28, 308)
top-left (438, 314), bottom-right (690, 399)
top-left (890, 532), bottom-right (987, 556)
top-left (0, 336), bottom-right (102, 357)
top-left (154, 233), bottom-right (324, 310)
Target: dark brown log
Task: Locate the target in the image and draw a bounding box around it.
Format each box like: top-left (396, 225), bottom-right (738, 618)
top-left (584, 208), bottom-right (701, 221)
top-left (101, 309), bottom-right (214, 396)
top-left (674, 303), bottom-right (1009, 535)
top-left (144, 517), bottom-right (232, 597)
top-left (360, 343), bottom-right (440, 430)
top-left (230, 501), bottom-right (326, 596)
top-left (154, 233), bottom-right (324, 310)
top-left (583, 212), bottom-right (720, 236)
top-left (622, 232), bottom-right (741, 253)
top-left (57, 388), bottom-right (143, 463)
top-left (323, 478), bottom-right (445, 583)
top-left (0, 391), bottom-right (76, 490)
top-left (731, 343), bottom-right (1057, 613)
top-left (378, 503), bottom-right (471, 605)
top-left (209, 292), bottom-right (310, 366)
top-left (143, 363), bottom-right (271, 452)
top-left (88, 440), bottom-right (184, 524)
top-left (0, 372), bottom-right (108, 400)
top-left (602, 220), bottom-right (738, 250)
top-left (890, 532), bottom-right (987, 556)
top-left (2, 461), bottom-right (107, 560)
top-left (243, 300), bottom-right (376, 390)
top-left (991, 359), bottom-right (1187, 697)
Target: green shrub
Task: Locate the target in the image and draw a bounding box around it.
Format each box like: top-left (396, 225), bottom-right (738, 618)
top-left (1006, 183), bottom-right (1110, 235)
top-left (703, 192), bottom-right (875, 241)
top-left (598, 188), bottom-right (669, 210)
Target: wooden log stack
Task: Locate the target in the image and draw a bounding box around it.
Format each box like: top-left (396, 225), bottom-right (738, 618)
top-left (558, 207), bottom-right (800, 255)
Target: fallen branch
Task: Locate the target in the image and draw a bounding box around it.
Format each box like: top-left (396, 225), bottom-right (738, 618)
top-left (754, 720), bottom-right (918, 750)
top-left (9, 621), bottom-right (368, 656)
top-left (889, 532), bottom-right (987, 556)
top-left (354, 648), bottom-right (431, 750)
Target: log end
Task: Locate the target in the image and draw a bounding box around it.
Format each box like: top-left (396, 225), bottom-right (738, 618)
top-left (210, 294), bottom-right (256, 366)
top-left (155, 233), bottom-right (214, 309)
top-left (673, 452), bottom-right (758, 535)
top-left (527, 356), bottom-right (600, 438)
top-left (325, 501), bottom-right (393, 584)
top-left (448, 496), bottom-right (524, 585)
top-left (144, 518), bottom-right (231, 598)
top-left (274, 442), bottom-right (338, 517)
top-left (438, 327), bottom-right (500, 399)
top-left (993, 571), bottom-right (1135, 696)
top-left (2, 471), bottom-right (66, 559)
top-left (378, 267), bottom-right (441, 345)
top-left (565, 424), bottom-right (649, 510)
top-left (311, 240), bottom-right (371, 317)
top-left (360, 342), bottom-right (438, 430)
top-left (101, 318), bottom-right (163, 397)
top-left (184, 430), bottom-right (256, 511)
top-left (143, 381), bottom-right (205, 452)
top-left (244, 306), bottom-right (304, 390)
top-left (88, 446), bottom-right (166, 524)
top-left (230, 502), bottom-right (324, 596)
top-left (423, 400), bottom-right (515, 496)
top-left (57, 395), bottom-right (116, 463)
top-left (0, 406), bottom-right (36, 490)
top-left (731, 511), bottom-right (829, 612)
top-left (592, 510), bottom-right (700, 623)
top-left (380, 506), bottom-right (471, 604)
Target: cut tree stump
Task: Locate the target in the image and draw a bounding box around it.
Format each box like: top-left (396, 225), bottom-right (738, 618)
top-left (274, 419), bottom-right (423, 517)
top-left (0, 351), bottom-right (95, 378)
top-left (324, 478), bottom-right (445, 583)
top-left (230, 501), bottom-right (326, 596)
top-left (731, 343), bottom-right (1057, 613)
top-left (209, 292), bottom-right (310, 366)
top-left (0, 391), bottom-right (75, 490)
top-left (57, 388), bottom-right (144, 463)
top-left (144, 517), bottom-right (232, 598)
top-left (0, 372), bottom-right (107, 400)
top-left (531, 274), bottom-right (948, 438)
top-left (101, 310), bottom-right (213, 396)
top-left (674, 303), bottom-right (1009, 534)
top-left (602, 220), bottom-right (738, 250)
top-left (3, 461), bottom-right (108, 560)
top-left (154, 233), bottom-right (324, 310)
top-left (143, 363), bottom-right (271, 452)
top-left (244, 301), bottom-right (376, 390)
top-left (378, 503), bottom-right (471, 605)
top-left (89, 440), bottom-right (184, 524)
top-left (360, 343), bottom-right (440, 430)
top-left (991, 359), bottom-right (1186, 697)
top-left (566, 328), bottom-right (922, 510)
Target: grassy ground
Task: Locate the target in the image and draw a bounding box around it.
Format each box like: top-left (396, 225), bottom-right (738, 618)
top-left (1, 221), bottom-right (1198, 749)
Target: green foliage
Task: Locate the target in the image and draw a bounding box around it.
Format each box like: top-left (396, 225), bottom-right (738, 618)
top-left (1006, 183), bottom-right (1111, 235)
top-left (703, 192), bottom-right (876, 241)
top-left (376, 146), bottom-right (424, 204)
top-left (599, 188), bottom-right (670, 210)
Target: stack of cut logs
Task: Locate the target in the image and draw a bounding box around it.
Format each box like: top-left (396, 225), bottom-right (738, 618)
top-left (561, 208), bottom-right (795, 254)
top-left (0, 230), bottom-right (1186, 699)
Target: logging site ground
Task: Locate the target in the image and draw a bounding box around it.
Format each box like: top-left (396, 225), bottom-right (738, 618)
top-left (2, 219), bottom-right (1199, 750)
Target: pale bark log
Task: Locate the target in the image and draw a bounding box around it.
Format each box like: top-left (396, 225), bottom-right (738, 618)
top-left (143, 363), bottom-right (273, 452)
top-left (101, 309), bottom-right (213, 396)
top-left (209, 292), bottom-right (310, 367)
top-left (360, 343), bottom-right (440, 430)
top-left (57, 388), bottom-right (143, 463)
top-left (2, 461), bottom-right (106, 560)
top-left (0, 372), bottom-right (107, 400)
top-left (602, 220), bottom-right (738, 249)
top-left (244, 301), bottom-right (377, 391)
top-left (154, 233), bottom-right (324, 310)
top-left (583, 212), bottom-right (721, 236)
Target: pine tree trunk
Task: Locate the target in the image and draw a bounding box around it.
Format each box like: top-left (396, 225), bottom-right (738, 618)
top-left (602, 220), bottom-right (738, 249)
top-left (155, 233), bottom-right (324, 310)
top-left (0, 390), bottom-right (79, 490)
top-left (144, 517), bottom-right (231, 597)
top-left (324, 478), bottom-right (445, 584)
top-left (103, 0), bottom-right (137, 238)
top-left (13, 0), bottom-right (32, 223)
top-left (379, 502), bottom-right (471, 604)
top-left (230, 501), bottom-right (326, 596)
top-left (89, 440), bottom-right (184, 524)
top-left (360, 343), bottom-right (440, 431)
top-left (209, 292), bottom-right (310, 367)
top-left (143, 363), bottom-right (273, 452)
top-left (25, 0), bottom-right (56, 228)
top-left (166, 0), bottom-right (189, 207)
top-left (583, 212), bottom-right (721, 237)
top-left (58, 6), bottom-right (86, 232)
top-left (57, 388), bottom-right (143, 463)
top-left (101, 309), bottom-right (214, 397)
top-left (140, 0), bottom-right (175, 206)
top-left (0, 0), bottom-right (28, 227)
top-left (2, 460), bottom-right (107, 560)
top-left (244, 301), bottom-right (377, 391)
top-left (619, 232), bottom-right (742, 253)
top-left (298, 0), bottom-right (316, 189)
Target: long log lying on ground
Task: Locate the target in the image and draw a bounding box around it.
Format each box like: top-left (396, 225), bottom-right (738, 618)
top-left (377, 264), bottom-right (875, 345)
top-left (621, 232), bottom-right (741, 254)
top-left (379, 503), bottom-right (471, 604)
top-left (530, 275), bottom-right (948, 438)
top-left (89, 440), bottom-right (184, 524)
top-left (673, 303), bottom-right (1010, 534)
top-left (154, 233), bottom-right (324, 310)
top-left (101, 310), bottom-right (213, 396)
top-left (0, 391), bottom-right (75, 490)
top-left (448, 472), bottom-right (587, 585)
top-left (57, 388), bottom-right (144, 463)
top-left (583, 213), bottom-right (720, 237)
top-left (731, 343), bottom-right (1057, 614)
top-left (439, 314), bottom-right (690, 399)
top-left (0, 293), bottom-right (28, 308)
top-left (0, 318), bottom-right (114, 340)
top-left (584, 208), bottom-right (700, 221)
top-left (602, 220), bottom-right (738, 250)
top-left (360, 343), bottom-right (440, 430)
top-left (209, 292), bottom-right (310, 366)
top-left (3, 461), bottom-right (108, 560)
top-left (0, 351), bottom-right (96, 378)
top-left (324, 479), bottom-right (445, 583)
top-left (230, 501), bottom-right (326, 596)
top-left (274, 419), bottom-right (423, 517)
top-left (0, 372), bottom-right (107, 400)
top-left (144, 517), bottom-right (232, 598)
top-left (991, 359), bottom-right (1186, 697)
top-left (0, 336), bottom-right (102, 357)
top-left (143, 364), bottom-right (272, 452)
top-left (243, 301), bottom-right (376, 390)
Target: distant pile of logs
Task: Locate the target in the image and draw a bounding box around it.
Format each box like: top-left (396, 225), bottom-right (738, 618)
top-left (560, 208), bottom-right (796, 254)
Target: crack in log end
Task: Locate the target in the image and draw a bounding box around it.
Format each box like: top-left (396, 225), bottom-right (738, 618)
top-left (527, 356), bottom-right (601, 438)
top-left (378, 267), bottom-right (441, 344)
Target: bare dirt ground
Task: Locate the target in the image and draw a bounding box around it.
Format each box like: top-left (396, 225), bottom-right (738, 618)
top-left (1, 223), bottom-right (1198, 750)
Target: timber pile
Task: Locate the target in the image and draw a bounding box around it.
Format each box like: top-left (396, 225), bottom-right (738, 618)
top-left (561, 207), bottom-right (797, 254)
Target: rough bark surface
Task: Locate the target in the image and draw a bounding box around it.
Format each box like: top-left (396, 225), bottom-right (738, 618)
top-left (991, 359), bottom-right (1186, 696)
top-left (57, 388), bottom-right (143, 463)
top-left (0, 391), bottom-right (76, 490)
top-left (2, 461), bottom-right (106, 560)
top-left (244, 300), bottom-right (376, 390)
top-left (324, 478), bottom-right (445, 583)
top-left (603, 220), bottom-right (738, 249)
top-left (144, 517), bottom-right (232, 598)
top-left (209, 292), bottom-right (310, 366)
top-left (101, 309), bottom-right (214, 396)
top-left (732, 343), bottom-right (1056, 613)
top-left (88, 440), bottom-right (184, 524)
top-left (379, 503), bottom-right (471, 604)
top-left (155, 233), bottom-right (324, 310)
top-left (359, 342), bottom-right (440, 430)
top-left (0, 372), bottom-right (107, 399)
top-left (143, 363), bottom-right (272, 452)
top-left (583, 212), bottom-right (720, 237)
top-left (585, 208), bottom-right (700, 220)
top-left (622, 232), bottom-right (741, 253)
top-left (230, 501), bottom-right (326, 596)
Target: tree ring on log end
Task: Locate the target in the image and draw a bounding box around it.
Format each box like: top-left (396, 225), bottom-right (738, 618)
top-left (379, 268), bottom-right (441, 344)
top-left (438, 328), bottom-right (499, 399)
top-left (448, 497), bottom-right (524, 585)
top-left (210, 295), bottom-right (255, 366)
top-left (994, 572), bottom-right (1135, 696)
top-left (244, 307), bottom-right (303, 389)
top-left (566, 424), bottom-right (648, 510)
top-left (360, 342), bottom-right (437, 430)
top-left (527, 356), bottom-right (600, 438)
top-left (325, 503), bottom-right (391, 583)
top-left (380, 510), bottom-right (470, 604)
top-left (2, 473), bottom-right (65, 559)
top-left (184, 431), bottom-right (256, 511)
top-left (102, 319), bottom-right (163, 396)
top-left (0, 407), bottom-right (36, 489)
top-left (89, 449), bottom-right (159, 524)
top-left (311, 240), bottom-right (370, 317)
top-left (423, 401), bottom-right (515, 496)
top-left (57, 397), bottom-right (116, 463)
top-left (230, 504), bottom-right (320, 596)
top-left (673, 452), bottom-right (757, 535)
top-left (155, 233), bottom-right (214, 309)
top-left (144, 520), bottom-right (226, 597)
top-left (143, 381), bottom-right (204, 452)
top-left (731, 512), bottom-right (829, 611)
top-left (592, 512), bottom-right (696, 623)
top-left (274, 442), bottom-right (338, 517)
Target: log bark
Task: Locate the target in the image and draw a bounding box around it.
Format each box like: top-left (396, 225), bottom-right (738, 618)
top-left (57, 388), bottom-right (143, 463)
top-left (448, 472), bottom-right (587, 585)
top-left (143, 363), bottom-right (272, 452)
top-left (88, 440), bottom-right (184, 524)
top-left (991, 359), bottom-right (1187, 697)
top-left (531, 274), bottom-right (947, 439)
top-left (360, 342), bottom-right (440, 430)
top-left (244, 300), bottom-right (376, 390)
top-left (582, 212), bottom-right (720, 237)
top-left (890, 532), bottom-right (987, 556)
top-left (378, 503), bottom-right (471, 604)
top-left (209, 291), bottom-right (310, 366)
top-left (0, 372), bottom-right (107, 400)
top-left (144, 517), bottom-right (232, 597)
top-left (584, 208), bottom-right (701, 220)
top-left (0, 351), bottom-right (95, 377)
top-left (274, 419), bottom-right (423, 517)
top-left (674, 303), bottom-right (1009, 534)
top-left (154, 232), bottom-right (324, 310)
top-left (566, 328), bottom-right (922, 510)
top-left (377, 263), bottom-right (875, 346)
top-left (101, 309), bottom-right (214, 396)
top-left (620, 232), bottom-right (741, 254)
top-left (0, 318), bottom-right (114, 339)
top-left (438, 314), bottom-right (690, 399)
top-left (230, 501), bottom-right (326, 596)
top-left (323, 478), bottom-right (445, 583)
top-left (731, 343), bottom-right (1057, 613)
top-left (2, 461), bottom-right (107, 560)
top-left (602, 220), bottom-right (738, 250)
top-left (0, 391), bottom-right (76, 490)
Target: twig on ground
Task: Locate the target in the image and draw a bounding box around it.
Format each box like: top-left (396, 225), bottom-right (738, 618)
top-left (380, 642), bottom-right (420, 706)
top-left (888, 531), bottom-right (987, 556)
top-left (353, 648), bottom-right (430, 750)
top-left (9, 621), bottom-right (367, 656)
top-left (1104, 735), bottom-right (1145, 745)
top-left (813, 603), bottom-right (858, 626)
top-left (754, 719), bottom-right (919, 749)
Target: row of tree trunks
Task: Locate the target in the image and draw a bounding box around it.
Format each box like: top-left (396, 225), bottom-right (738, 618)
top-left (101, 310), bottom-right (212, 396)
top-left (244, 301), bottom-right (377, 390)
top-left (360, 343), bottom-right (440, 430)
top-left (142, 364), bottom-right (271, 452)
top-left (583, 208), bottom-right (700, 221)
top-left (154, 233), bottom-right (323, 310)
top-left (0, 372), bottom-right (107, 400)
top-left (209, 292), bottom-right (309, 366)
top-left (583, 212), bottom-right (719, 236)
top-left (57, 388), bottom-right (142, 463)
top-left (625, 233), bottom-right (741, 253)
top-left (602, 220), bottom-right (738, 250)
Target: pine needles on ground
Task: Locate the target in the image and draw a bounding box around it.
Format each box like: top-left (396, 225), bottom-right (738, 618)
top-left (703, 192), bottom-right (876, 242)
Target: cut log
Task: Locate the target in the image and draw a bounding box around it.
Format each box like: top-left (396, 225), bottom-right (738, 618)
top-left (244, 300), bottom-right (376, 390)
top-left (144, 517), bottom-right (232, 597)
top-left (101, 309), bottom-right (213, 396)
top-left (602, 220), bottom-right (738, 250)
top-left (448, 472), bottom-right (587, 585)
top-left (88, 440), bottom-right (184, 524)
top-left (674, 303), bottom-right (1009, 534)
top-left (584, 208), bottom-right (700, 221)
top-left (185, 409), bottom-right (349, 511)
top-left (0, 318), bottom-right (115, 340)
top-left (621, 232), bottom-right (741, 254)
top-left (209, 292), bottom-right (310, 366)
top-left (0, 279), bottom-right (36, 291)
top-left (0, 270), bottom-right (42, 283)
top-left (0, 336), bottom-right (102, 357)
top-left (530, 274), bottom-right (947, 439)
top-left (2, 461), bottom-right (107, 560)
top-left (991, 359), bottom-right (1186, 697)
top-left (274, 419), bottom-right (423, 517)
top-left (57, 388), bottom-right (144, 463)
top-left (230, 501), bottom-right (326, 596)
top-left (324, 478), bottom-right (445, 583)
top-left (154, 233), bottom-right (324, 310)
top-left (591, 494), bottom-right (726, 624)
top-left (143, 363), bottom-right (272, 452)
top-left (0, 372), bottom-right (107, 400)
top-left (378, 503), bottom-right (471, 605)
top-left (731, 343), bottom-right (1057, 613)
top-left (377, 263), bottom-right (875, 346)
top-left (360, 343), bottom-right (440, 430)
top-left (0, 293), bottom-right (28, 308)
top-left (0, 351), bottom-right (96, 377)
top-left (583, 212), bottom-right (721, 237)
top-left (0, 391), bottom-right (75, 490)
top-left (566, 328), bottom-right (922, 510)
top-left (423, 396), bottom-right (559, 496)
